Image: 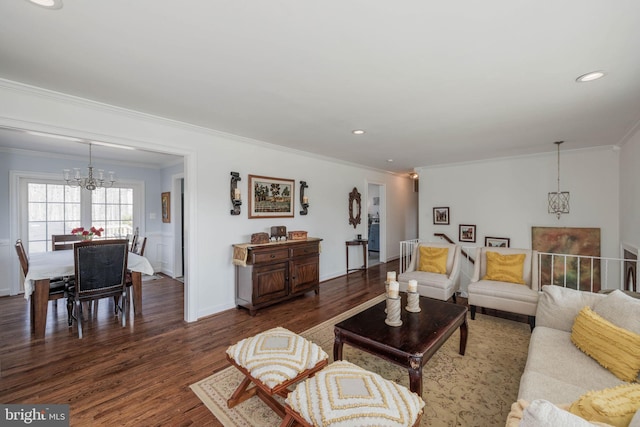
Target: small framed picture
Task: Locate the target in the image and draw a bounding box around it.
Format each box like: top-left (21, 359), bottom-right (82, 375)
top-left (459, 224), bottom-right (476, 242)
top-left (161, 192), bottom-right (171, 223)
top-left (433, 207), bottom-right (450, 225)
top-left (485, 236), bottom-right (510, 248)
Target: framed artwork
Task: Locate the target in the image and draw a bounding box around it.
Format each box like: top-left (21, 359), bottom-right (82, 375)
top-left (433, 207), bottom-right (450, 225)
top-left (248, 175), bottom-right (295, 218)
top-left (459, 224), bottom-right (476, 242)
top-left (161, 192), bottom-right (171, 223)
top-left (532, 227), bottom-right (601, 292)
top-left (485, 236), bottom-right (510, 248)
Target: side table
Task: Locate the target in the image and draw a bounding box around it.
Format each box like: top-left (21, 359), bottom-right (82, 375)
top-left (346, 239), bottom-right (368, 274)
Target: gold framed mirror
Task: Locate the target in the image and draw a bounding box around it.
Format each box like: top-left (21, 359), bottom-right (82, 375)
top-left (349, 187), bottom-right (361, 229)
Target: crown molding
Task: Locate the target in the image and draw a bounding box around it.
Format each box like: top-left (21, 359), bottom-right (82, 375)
top-left (0, 78), bottom-right (401, 176)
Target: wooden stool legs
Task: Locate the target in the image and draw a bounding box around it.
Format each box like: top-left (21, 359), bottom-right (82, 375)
top-left (226, 354), bottom-right (328, 419)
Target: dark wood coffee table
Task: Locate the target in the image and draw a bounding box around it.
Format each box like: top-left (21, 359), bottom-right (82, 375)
top-left (333, 294), bottom-right (468, 397)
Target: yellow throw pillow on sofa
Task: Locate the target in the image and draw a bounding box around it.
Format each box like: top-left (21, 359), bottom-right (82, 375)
top-left (482, 251), bottom-right (526, 284)
top-left (571, 306), bottom-right (640, 382)
top-left (569, 383), bottom-right (640, 427)
top-left (417, 246), bottom-right (448, 274)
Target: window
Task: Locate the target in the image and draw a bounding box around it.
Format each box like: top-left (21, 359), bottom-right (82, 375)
top-left (17, 173), bottom-right (142, 254)
top-left (27, 183), bottom-right (81, 253)
top-left (91, 187), bottom-right (134, 239)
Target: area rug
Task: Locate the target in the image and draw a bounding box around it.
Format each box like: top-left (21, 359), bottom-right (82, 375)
top-left (190, 295), bottom-right (531, 426)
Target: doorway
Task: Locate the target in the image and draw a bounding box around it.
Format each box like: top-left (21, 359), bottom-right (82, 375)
top-left (367, 182), bottom-right (385, 267)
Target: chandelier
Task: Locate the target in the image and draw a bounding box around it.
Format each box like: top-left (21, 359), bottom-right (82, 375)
top-left (548, 141), bottom-right (569, 219)
top-left (63, 143), bottom-right (116, 191)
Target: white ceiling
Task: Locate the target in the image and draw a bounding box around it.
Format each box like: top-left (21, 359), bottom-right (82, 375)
top-left (1, 1), bottom-right (640, 173)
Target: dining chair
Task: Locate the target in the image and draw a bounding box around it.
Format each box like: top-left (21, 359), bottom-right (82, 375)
top-left (130, 227), bottom-right (140, 253)
top-left (132, 237), bottom-right (147, 256)
top-left (15, 239), bottom-right (73, 325)
top-left (52, 234), bottom-right (83, 251)
top-left (116, 236), bottom-right (148, 309)
top-left (70, 239), bottom-right (129, 338)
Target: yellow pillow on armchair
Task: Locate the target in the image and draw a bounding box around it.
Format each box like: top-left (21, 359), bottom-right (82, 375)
top-left (482, 251), bottom-right (526, 284)
top-left (417, 246), bottom-right (448, 274)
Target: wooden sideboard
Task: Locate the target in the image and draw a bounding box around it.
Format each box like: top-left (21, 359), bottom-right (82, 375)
top-left (234, 238), bottom-right (322, 315)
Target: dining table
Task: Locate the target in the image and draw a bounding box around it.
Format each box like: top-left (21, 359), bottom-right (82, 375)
top-left (23, 250), bottom-right (154, 339)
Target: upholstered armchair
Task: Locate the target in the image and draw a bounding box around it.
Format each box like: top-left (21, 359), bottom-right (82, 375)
top-left (398, 242), bottom-right (461, 302)
top-left (468, 247), bottom-right (540, 329)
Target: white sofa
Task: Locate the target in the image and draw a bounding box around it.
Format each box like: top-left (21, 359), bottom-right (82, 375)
top-left (397, 242), bottom-right (461, 302)
top-left (518, 285), bottom-right (640, 418)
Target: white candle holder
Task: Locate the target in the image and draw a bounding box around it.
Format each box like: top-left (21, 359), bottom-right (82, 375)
top-left (385, 297), bottom-right (402, 327)
top-left (406, 291), bottom-right (421, 312)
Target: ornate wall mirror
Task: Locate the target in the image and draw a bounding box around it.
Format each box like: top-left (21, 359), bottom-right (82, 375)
top-left (349, 187), bottom-right (361, 229)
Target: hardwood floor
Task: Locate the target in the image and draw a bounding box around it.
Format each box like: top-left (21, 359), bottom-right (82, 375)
top-left (0, 264), bottom-right (391, 426)
top-left (0, 262), bottom-right (527, 426)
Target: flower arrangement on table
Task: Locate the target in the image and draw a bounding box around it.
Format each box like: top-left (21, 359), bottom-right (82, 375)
top-left (71, 226), bottom-right (104, 241)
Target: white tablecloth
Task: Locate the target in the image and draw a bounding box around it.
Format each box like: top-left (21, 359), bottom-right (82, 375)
top-left (23, 250), bottom-right (154, 299)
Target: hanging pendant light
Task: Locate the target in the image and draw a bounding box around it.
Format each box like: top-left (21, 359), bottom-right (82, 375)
top-left (548, 141), bottom-right (569, 219)
top-left (63, 143), bottom-right (116, 191)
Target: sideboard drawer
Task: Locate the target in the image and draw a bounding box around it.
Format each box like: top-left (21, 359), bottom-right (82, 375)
top-left (252, 248), bottom-right (289, 264)
top-left (291, 244), bottom-right (319, 258)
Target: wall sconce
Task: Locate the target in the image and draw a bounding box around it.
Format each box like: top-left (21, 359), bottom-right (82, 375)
top-left (300, 181), bottom-right (309, 215)
top-left (230, 172), bottom-right (242, 215)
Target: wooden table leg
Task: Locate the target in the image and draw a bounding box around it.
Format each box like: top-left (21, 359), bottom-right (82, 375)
top-left (459, 317), bottom-right (468, 355)
top-left (333, 329), bottom-right (344, 361)
top-left (408, 355), bottom-right (423, 396)
top-left (130, 271), bottom-right (143, 315)
top-left (345, 245), bottom-right (349, 275)
top-left (33, 279), bottom-right (50, 339)
top-left (362, 241), bottom-right (367, 270)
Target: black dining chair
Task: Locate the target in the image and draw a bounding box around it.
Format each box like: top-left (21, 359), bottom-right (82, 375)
top-left (15, 239), bottom-right (74, 325)
top-left (70, 239), bottom-right (129, 338)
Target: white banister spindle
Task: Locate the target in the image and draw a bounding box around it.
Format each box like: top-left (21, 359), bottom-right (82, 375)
top-left (537, 251), bottom-right (632, 293)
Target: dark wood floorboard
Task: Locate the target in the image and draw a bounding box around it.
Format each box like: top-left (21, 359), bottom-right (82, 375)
top-left (0, 262), bottom-right (526, 426)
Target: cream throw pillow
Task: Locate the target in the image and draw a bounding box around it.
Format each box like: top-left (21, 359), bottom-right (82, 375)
top-left (593, 290), bottom-right (640, 335)
top-left (417, 246), bottom-right (448, 274)
top-left (506, 399), bottom-right (615, 427)
top-left (571, 306), bottom-right (640, 382)
top-left (482, 251), bottom-right (526, 284)
top-left (569, 383), bottom-right (640, 427)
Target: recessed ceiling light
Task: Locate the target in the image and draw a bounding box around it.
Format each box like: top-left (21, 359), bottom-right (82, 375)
top-left (25, 0), bottom-right (63, 9)
top-left (387, 159), bottom-right (393, 163)
top-left (352, 129), bottom-right (365, 135)
top-left (576, 71), bottom-right (605, 83)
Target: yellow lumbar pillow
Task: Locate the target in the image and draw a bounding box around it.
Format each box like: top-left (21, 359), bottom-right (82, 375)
top-left (482, 251), bottom-right (526, 284)
top-left (571, 306), bottom-right (640, 382)
top-left (417, 246), bottom-right (448, 274)
top-left (569, 383), bottom-right (640, 427)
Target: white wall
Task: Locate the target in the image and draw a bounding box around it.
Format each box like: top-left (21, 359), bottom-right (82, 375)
top-left (416, 147), bottom-right (620, 291)
top-left (0, 79), bottom-right (418, 319)
top-left (619, 126), bottom-right (640, 253)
